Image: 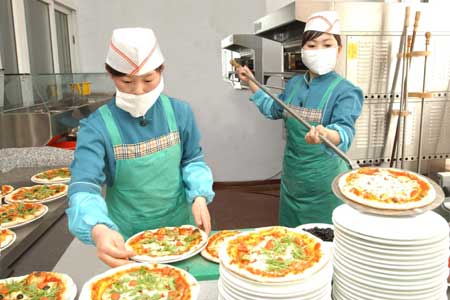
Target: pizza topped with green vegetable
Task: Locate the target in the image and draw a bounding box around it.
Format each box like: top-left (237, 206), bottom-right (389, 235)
top-left (220, 226), bottom-right (330, 282)
top-left (5, 184), bottom-right (67, 204)
top-left (88, 264), bottom-right (199, 300)
top-left (125, 225), bottom-right (208, 263)
top-left (0, 271), bottom-right (75, 300)
top-left (31, 167), bottom-right (71, 184)
top-left (0, 202), bottom-right (47, 228)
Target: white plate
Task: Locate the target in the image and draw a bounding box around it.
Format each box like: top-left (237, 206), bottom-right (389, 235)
top-left (79, 262), bottom-right (200, 300)
top-left (31, 177), bottom-right (70, 184)
top-left (0, 229), bottom-right (16, 251)
top-left (0, 272), bottom-right (77, 300)
top-left (334, 227), bottom-right (449, 252)
top-left (219, 260), bottom-right (332, 297)
top-left (126, 225), bottom-right (208, 264)
top-left (334, 243), bottom-right (447, 269)
top-left (334, 238), bottom-right (448, 262)
top-left (2, 205), bottom-right (48, 229)
top-left (333, 263), bottom-right (447, 291)
top-left (335, 230), bottom-right (447, 256)
top-left (333, 220), bottom-right (448, 246)
top-left (333, 272), bottom-right (447, 300)
top-left (333, 249), bottom-right (446, 277)
top-left (333, 205), bottom-right (449, 241)
top-left (334, 255), bottom-right (448, 286)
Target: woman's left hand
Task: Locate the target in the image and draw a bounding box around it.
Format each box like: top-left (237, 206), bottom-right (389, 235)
top-left (192, 197), bottom-right (211, 234)
top-left (305, 125), bottom-right (328, 144)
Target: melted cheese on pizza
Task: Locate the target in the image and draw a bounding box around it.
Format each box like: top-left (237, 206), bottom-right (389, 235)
top-left (128, 227), bottom-right (203, 257)
top-left (345, 168), bottom-right (430, 203)
top-left (205, 230), bottom-right (240, 259)
top-left (226, 227), bottom-right (322, 278)
top-left (36, 168), bottom-right (71, 180)
top-left (91, 266), bottom-right (191, 300)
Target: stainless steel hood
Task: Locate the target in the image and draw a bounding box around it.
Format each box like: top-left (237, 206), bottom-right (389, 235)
top-left (254, 2), bottom-right (305, 43)
top-left (221, 34), bottom-right (262, 53)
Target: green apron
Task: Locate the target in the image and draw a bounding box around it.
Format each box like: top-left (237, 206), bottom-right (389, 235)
top-left (99, 94), bottom-right (193, 239)
top-left (280, 76), bottom-right (348, 227)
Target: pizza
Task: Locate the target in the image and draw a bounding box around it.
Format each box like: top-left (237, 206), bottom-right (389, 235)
top-left (201, 230), bottom-right (240, 263)
top-left (0, 229), bottom-right (15, 250)
top-left (220, 226), bottom-right (329, 283)
top-left (1, 185), bottom-right (14, 198)
top-left (5, 184), bottom-right (68, 204)
top-left (0, 202), bottom-right (48, 228)
top-left (338, 167), bottom-right (436, 210)
top-left (0, 271), bottom-right (76, 300)
top-left (31, 167), bottom-right (71, 184)
top-left (80, 263), bottom-right (199, 300)
top-left (126, 225), bottom-right (208, 263)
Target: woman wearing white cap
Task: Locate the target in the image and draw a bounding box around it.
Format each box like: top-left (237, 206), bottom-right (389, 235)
top-left (237, 11), bottom-right (363, 227)
top-left (67, 28), bottom-right (215, 266)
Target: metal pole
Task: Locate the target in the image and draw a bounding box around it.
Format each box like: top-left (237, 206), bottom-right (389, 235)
top-left (230, 59), bottom-right (359, 170)
top-left (417, 32), bottom-right (431, 173)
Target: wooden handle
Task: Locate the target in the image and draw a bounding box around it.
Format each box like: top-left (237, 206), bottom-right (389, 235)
top-left (425, 32), bottom-right (431, 46)
top-left (404, 6), bottom-right (411, 27)
top-left (230, 59), bottom-right (241, 69)
top-left (413, 11), bottom-right (421, 30)
top-left (407, 35), bottom-right (413, 48)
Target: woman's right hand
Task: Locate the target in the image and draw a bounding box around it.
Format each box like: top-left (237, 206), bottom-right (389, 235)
top-left (92, 224), bottom-right (135, 267)
top-left (236, 65), bottom-right (254, 84)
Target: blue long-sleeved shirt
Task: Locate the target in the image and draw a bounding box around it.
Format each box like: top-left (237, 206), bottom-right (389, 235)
top-left (250, 71), bottom-right (363, 154)
top-left (67, 95), bottom-right (214, 244)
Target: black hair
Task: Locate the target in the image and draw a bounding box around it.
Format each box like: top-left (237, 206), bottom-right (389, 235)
top-left (105, 63), bottom-right (164, 77)
top-left (301, 30), bottom-right (342, 48)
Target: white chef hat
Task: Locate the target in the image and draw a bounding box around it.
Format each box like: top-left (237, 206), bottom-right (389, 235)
top-left (304, 11), bottom-right (340, 35)
top-left (106, 27), bottom-right (164, 76)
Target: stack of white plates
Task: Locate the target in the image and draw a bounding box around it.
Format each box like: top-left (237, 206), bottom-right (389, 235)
top-left (332, 204), bottom-right (449, 300)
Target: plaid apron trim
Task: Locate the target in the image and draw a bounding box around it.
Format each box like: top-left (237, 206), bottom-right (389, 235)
top-left (113, 131), bottom-right (180, 160)
top-left (283, 104), bottom-right (322, 123)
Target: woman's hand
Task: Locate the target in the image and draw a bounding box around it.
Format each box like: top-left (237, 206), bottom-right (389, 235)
top-left (305, 125), bottom-right (341, 145)
top-left (192, 197), bottom-right (211, 234)
top-left (91, 224), bottom-right (135, 267)
top-left (235, 65), bottom-right (254, 84)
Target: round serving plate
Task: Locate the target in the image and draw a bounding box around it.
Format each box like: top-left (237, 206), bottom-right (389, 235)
top-left (331, 172), bottom-right (445, 216)
top-left (334, 241), bottom-right (447, 268)
top-left (333, 262), bottom-right (447, 292)
top-left (333, 248), bottom-right (446, 277)
top-left (333, 227), bottom-right (448, 252)
top-left (333, 272), bottom-right (447, 300)
top-left (332, 205), bottom-right (449, 241)
top-left (219, 263), bottom-right (332, 298)
top-left (334, 237), bottom-right (447, 262)
top-left (333, 254), bottom-right (448, 286)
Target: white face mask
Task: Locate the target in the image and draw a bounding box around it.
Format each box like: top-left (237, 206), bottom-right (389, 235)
top-left (115, 76), bottom-right (164, 118)
top-left (301, 47), bottom-right (338, 75)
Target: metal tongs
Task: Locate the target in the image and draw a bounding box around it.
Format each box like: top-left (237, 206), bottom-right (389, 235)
top-left (230, 59), bottom-right (360, 170)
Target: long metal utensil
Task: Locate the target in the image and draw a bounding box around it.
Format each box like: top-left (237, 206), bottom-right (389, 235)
top-left (416, 32), bottom-right (431, 173)
top-left (230, 59), bottom-right (360, 170)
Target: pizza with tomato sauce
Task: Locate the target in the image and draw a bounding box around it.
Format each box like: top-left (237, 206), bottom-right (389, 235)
top-left (125, 225), bottom-right (208, 263)
top-left (0, 228), bottom-right (15, 250)
top-left (0, 271), bottom-right (76, 300)
top-left (1, 185), bottom-right (14, 198)
top-left (0, 202), bottom-right (48, 228)
top-left (220, 226), bottom-right (329, 283)
top-left (81, 263), bottom-right (199, 300)
top-left (338, 167), bottom-right (436, 210)
top-left (31, 167), bottom-right (71, 184)
top-left (201, 230), bottom-right (240, 263)
top-left (5, 184), bottom-right (67, 204)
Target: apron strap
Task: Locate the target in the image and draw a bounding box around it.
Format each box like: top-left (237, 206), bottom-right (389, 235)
top-left (99, 105), bottom-right (123, 146)
top-left (160, 94), bottom-right (178, 132)
top-left (317, 76), bottom-right (343, 111)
